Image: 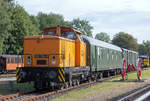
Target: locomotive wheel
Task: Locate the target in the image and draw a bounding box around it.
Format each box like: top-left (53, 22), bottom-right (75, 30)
top-left (64, 82), bottom-right (69, 88)
top-left (34, 81), bottom-right (42, 91)
top-left (60, 85), bottom-right (64, 90)
top-left (76, 80), bottom-right (80, 86)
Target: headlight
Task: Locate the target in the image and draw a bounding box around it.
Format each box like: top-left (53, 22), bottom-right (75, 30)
top-left (48, 71), bottom-right (57, 79)
top-left (26, 56), bottom-right (32, 65)
top-left (51, 56), bottom-right (56, 65)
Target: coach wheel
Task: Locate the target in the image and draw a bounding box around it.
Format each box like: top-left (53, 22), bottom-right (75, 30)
top-left (72, 80), bottom-right (76, 86)
top-left (97, 73), bottom-right (101, 79)
top-left (88, 77), bottom-right (91, 82)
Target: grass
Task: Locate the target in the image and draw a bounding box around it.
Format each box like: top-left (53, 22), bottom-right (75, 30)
top-left (0, 82), bottom-right (34, 97)
top-left (53, 69), bottom-right (150, 101)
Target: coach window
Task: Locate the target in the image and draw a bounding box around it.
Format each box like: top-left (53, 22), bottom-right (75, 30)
top-left (15, 57), bottom-right (18, 63)
top-left (112, 51), bottom-right (114, 60)
top-left (61, 31), bottom-right (76, 40)
top-left (11, 57), bottom-right (14, 64)
top-left (107, 49), bottom-right (109, 60)
top-left (97, 47), bottom-right (101, 59)
top-left (18, 57), bottom-right (21, 63)
top-left (7, 57), bottom-right (10, 64)
top-left (21, 56), bottom-right (24, 63)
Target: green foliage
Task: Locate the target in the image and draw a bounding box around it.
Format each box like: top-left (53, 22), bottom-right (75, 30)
top-left (30, 15), bottom-right (40, 34)
top-left (0, 0), bottom-right (12, 53)
top-left (112, 32), bottom-right (138, 51)
top-left (0, 1), bottom-right (94, 54)
top-left (4, 4), bottom-right (39, 54)
top-left (71, 18), bottom-right (93, 37)
top-left (37, 12), bottom-right (70, 30)
top-left (95, 32), bottom-right (110, 43)
top-left (138, 41), bottom-right (150, 56)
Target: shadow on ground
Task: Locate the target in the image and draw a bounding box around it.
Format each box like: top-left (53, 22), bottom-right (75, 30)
top-left (110, 79), bottom-right (145, 83)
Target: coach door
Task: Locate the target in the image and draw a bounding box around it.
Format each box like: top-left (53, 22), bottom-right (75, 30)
top-left (0, 57), bottom-right (6, 72)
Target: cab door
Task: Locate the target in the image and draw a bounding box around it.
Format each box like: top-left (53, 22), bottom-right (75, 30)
top-left (75, 34), bottom-right (86, 67)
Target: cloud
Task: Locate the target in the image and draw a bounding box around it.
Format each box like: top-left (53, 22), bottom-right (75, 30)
top-left (15, 0), bottom-right (150, 43)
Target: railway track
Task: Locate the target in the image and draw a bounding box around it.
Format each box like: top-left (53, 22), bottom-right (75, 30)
top-left (0, 74), bottom-right (122, 101)
top-left (0, 74), bottom-right (15, 79)
top-left (118, 84), bottom-right (150, 101)
top-left (0, 69), bottom-right (147, 101)
top-left (0, 91), bottom-right (42, 101)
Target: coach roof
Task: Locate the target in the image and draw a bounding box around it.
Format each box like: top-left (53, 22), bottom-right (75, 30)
top-left (83, 35), bottom-right (122, 52)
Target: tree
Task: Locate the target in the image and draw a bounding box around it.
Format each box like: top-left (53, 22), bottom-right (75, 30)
top-left (37, 12), bottom-right (69, 30)
top-left (4, 4), bottom-right (39, 54)
top-left (71, 18), bottom-right (93, 37)
top-left (0, 0), bottom-right (12, 53)
top-left (112, 32), bottom-right (138, 51)
top-left (138, 41), bottom-right (150, 56)
top-left (30, 15), bottom-right (40, 34)
top-left (95, 32), bottom-right (110, 42)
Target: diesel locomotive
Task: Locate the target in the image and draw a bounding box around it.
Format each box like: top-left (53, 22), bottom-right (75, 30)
top-left (16, 26), bottom-right (138, 90)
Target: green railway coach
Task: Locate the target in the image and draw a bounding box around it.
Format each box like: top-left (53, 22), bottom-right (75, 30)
top-left (83, 36), bottom-right (122, 73)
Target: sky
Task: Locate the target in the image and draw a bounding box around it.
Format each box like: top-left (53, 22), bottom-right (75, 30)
top-left (15, 0), bottom-right (150, 43)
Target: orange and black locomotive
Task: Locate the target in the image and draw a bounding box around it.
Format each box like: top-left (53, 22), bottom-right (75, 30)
top-left (17, 26), bottom-right (88, 89)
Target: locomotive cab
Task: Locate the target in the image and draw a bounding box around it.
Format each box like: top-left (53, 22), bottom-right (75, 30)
top-left (42, 26), bottom-right (86, 67)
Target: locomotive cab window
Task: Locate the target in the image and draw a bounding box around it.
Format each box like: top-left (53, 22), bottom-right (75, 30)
top-left (61, 31), bottom-right (76, 40)
top-left (44, 31), bottom-right (56, 35)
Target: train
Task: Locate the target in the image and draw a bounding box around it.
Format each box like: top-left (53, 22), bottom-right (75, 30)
top-left (0, 55), bottom-right (24, 74)
top-left (16, 26), bottom-right (138, 90)
top-left (140, 56), bottom-right (150, 68)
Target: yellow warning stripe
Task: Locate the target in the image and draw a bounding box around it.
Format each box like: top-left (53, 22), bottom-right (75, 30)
top-left (18, 78), bottom-right (21, 82)
top-left (58, 76), bottom-right (62, 82)
top-left (61, 68), bottom-right (65, 74)
top-left (58, 69), bottom-right (65, 82)
top-left (16, 75), bottom-right (19, 80)
top-left (16, 68), bottom-right (23, 82)
top-left (16, 68), bottom-right (20, 74)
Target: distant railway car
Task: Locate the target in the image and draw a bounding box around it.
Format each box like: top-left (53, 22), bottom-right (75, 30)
top-left (0, 55), bottom-right (24, 73)
top-left (140, 56), bottom-right (150, 68)
top-left (16, 26), bottom-right (139, 90)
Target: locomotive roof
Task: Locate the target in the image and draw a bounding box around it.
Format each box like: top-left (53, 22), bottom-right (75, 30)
top-left (83, 36), bottom-right (122, 52)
